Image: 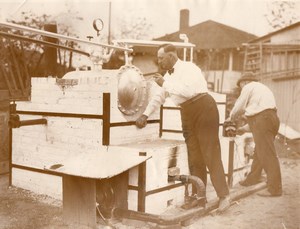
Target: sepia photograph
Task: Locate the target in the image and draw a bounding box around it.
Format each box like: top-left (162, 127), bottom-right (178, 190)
top-left (0, 0), bottom-right (299, 228)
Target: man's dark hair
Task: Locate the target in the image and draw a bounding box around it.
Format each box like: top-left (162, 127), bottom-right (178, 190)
top-left (158, 43), bottom-right (177, 53)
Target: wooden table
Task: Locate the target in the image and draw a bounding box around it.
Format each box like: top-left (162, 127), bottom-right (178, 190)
top-left (46, 147), bottom-right (151, 229)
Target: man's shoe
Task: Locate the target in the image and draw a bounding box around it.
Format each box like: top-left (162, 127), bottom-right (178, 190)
top-left (218, 195), bottom-right (231, 212)
top-left (257, 189), bottom-right (282, 197)
top-left (181, 196), bottom-right (206, 209)
top-left (239, 178), bottom-right (265, 187)
top-left (239, 180), bottom-right (254, 186)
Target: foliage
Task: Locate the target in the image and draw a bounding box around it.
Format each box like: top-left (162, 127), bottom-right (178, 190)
top-left (264, 1), bottom-right (299, 29)
top-left (1, 9), bottom-right (84, 77)
top-left (112, 10), bottom-right (153, 40)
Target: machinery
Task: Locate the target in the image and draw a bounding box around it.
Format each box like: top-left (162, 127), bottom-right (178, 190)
top-left (0, 21), bottom-right (254, 229)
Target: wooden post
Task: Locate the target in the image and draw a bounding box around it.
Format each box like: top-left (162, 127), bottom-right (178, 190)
top-left (63, 175), bottom-right (96, 229)
top-left (102, 93), bottom-right (110, 146)
top-left (0, 90), bottom-right (10, 192)
top-left (138, 161), bottom-right (146, 212)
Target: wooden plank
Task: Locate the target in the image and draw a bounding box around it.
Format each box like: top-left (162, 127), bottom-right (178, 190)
top-left (46, 146), bottom-right (151, 179)
top-left (9, 45), bottom-right (26, 94)
top-left (138, 162), bottom-right (146, 212)
top-left (0, 67), bottom-right (13, 95)
top-left (63, 175), bottom-right (96, 229)
top-left (7, 64), bottom-right (18, 91)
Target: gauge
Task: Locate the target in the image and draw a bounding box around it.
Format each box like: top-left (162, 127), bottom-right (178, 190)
top-left (93, 18), bottom-right (104, 32)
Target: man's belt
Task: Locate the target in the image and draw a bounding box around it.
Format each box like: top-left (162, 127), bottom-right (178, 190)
top-left (180, 93), bottom-right (208, 108)
top-left (247, 108), bottom-right (277, 118)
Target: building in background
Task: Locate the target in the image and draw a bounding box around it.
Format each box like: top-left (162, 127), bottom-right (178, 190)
top-left (155, 9), bottom-right (257, 93)
top-left (244, 21), bottom-right (300, 132)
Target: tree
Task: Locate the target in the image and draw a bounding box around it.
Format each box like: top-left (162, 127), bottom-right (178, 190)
top-left (5, 9), bottom-right (84, 76)
top-left (264, 1), bottom-right (299, 30)
top-left (112, 10), bottom-right (153, 40)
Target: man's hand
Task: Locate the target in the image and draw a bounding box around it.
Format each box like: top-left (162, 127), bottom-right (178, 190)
top-left (153, 73), bottom-right (164, 87)
top-left (225, 117), bottom-right (232, 123)
top-left (136, 114), bottom-right (148, 128)
top-left (236, 124), bottom-right (250, 135)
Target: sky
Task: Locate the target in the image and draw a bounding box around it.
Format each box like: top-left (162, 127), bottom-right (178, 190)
top-left (1, 0), bottom-right (299, 42)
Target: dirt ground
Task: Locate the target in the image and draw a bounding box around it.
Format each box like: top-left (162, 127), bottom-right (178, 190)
top-left (0, 154), bottom-right (299, 229)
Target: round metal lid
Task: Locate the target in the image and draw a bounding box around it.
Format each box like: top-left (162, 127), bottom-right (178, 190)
top-left (117, 65), bottom-right (147, 116)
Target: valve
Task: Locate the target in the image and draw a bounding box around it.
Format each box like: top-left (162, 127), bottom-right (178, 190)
top-left (223, 120), bottom-right (237, 137)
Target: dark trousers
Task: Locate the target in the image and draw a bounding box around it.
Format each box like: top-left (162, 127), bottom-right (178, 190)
top-left (243, 150), bottom-right (263, 184)
top-left (180, 94), bottom-right (229, 198)
top-left (247, 109), bottom-right (282, 195)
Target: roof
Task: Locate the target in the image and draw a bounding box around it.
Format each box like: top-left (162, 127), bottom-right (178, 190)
top-left (249, 21), bottom-right (300, 43)
top-left (154, 20), bottom-right (257, 50)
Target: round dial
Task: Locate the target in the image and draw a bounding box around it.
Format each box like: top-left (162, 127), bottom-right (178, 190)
top-left (93, 18), bottom-right (104, 32)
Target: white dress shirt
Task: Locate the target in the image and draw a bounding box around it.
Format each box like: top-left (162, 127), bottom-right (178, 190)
top-left (143, 59), bottom-right (208, 117)
top-left (230, 81), bottom-right (277, 120)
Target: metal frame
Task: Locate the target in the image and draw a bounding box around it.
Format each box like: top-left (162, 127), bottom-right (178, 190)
top-left (113, 39), bottom-right (195, 62)
top-left (0, 21), bottom-right (133, 53)
top-left (10, 91), bottom-right (235, 211)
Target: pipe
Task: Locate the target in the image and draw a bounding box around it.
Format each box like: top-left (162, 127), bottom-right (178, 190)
top-left (18, 119), bottom-right (47, 127)
top-left (0, 32), bottom-right (90, 57)
top-left (112, 182), bottom-right (267, 226)
top-left (9, 114), bottom-right (47, 128)
top-left (174, 175), bottom-right (206, 207)
top-left (0, 21), bottom-right (133, 52)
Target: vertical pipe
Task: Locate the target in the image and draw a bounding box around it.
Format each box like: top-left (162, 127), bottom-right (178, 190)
top-left (227, 140), bottom-right (234, 188)
top-left (159, 105), bottom-right (163, 137)
top-left (102, 93), bottom-right (110, 146)
top-left (138, 161), bottom-right (146, 212)
top-left (8, 128), bottom-right (12, 186)
top-left (108, 1), bottom-right (112, 44)
top-left (8, 102), bottom-right (14, 186)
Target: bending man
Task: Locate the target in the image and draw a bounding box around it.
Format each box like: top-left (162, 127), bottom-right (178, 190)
top-left (136, 44), bottom-right (230, 212)
top-left (229, 72), bottom-right (282, 196)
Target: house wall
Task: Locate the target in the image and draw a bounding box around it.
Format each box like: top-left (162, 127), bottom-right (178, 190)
top-left (257, 25), bottom-right (300, 132)
top-left (261, 50), bottom-right (300, 73)
top-left (261, 78), bottom-right (300, 132)
top-left (270, 27), bottom-right (300, 44)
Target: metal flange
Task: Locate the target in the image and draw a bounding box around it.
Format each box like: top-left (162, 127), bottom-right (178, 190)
top-left (117, 65), bottom-right (147, 116)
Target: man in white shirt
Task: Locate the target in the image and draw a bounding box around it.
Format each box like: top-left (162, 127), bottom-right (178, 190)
top-left (136, 44), bottom-right (230, 212)
top-left (229, 72), bottom-right (282, 196)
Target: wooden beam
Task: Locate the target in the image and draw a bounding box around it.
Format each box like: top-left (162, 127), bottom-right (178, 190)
top-left (63, 175), bottom-right (96, 229)
top-left (102, 93), bottom-right (110, 146)
top-left (138, 161), bottom-right (146, 212)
